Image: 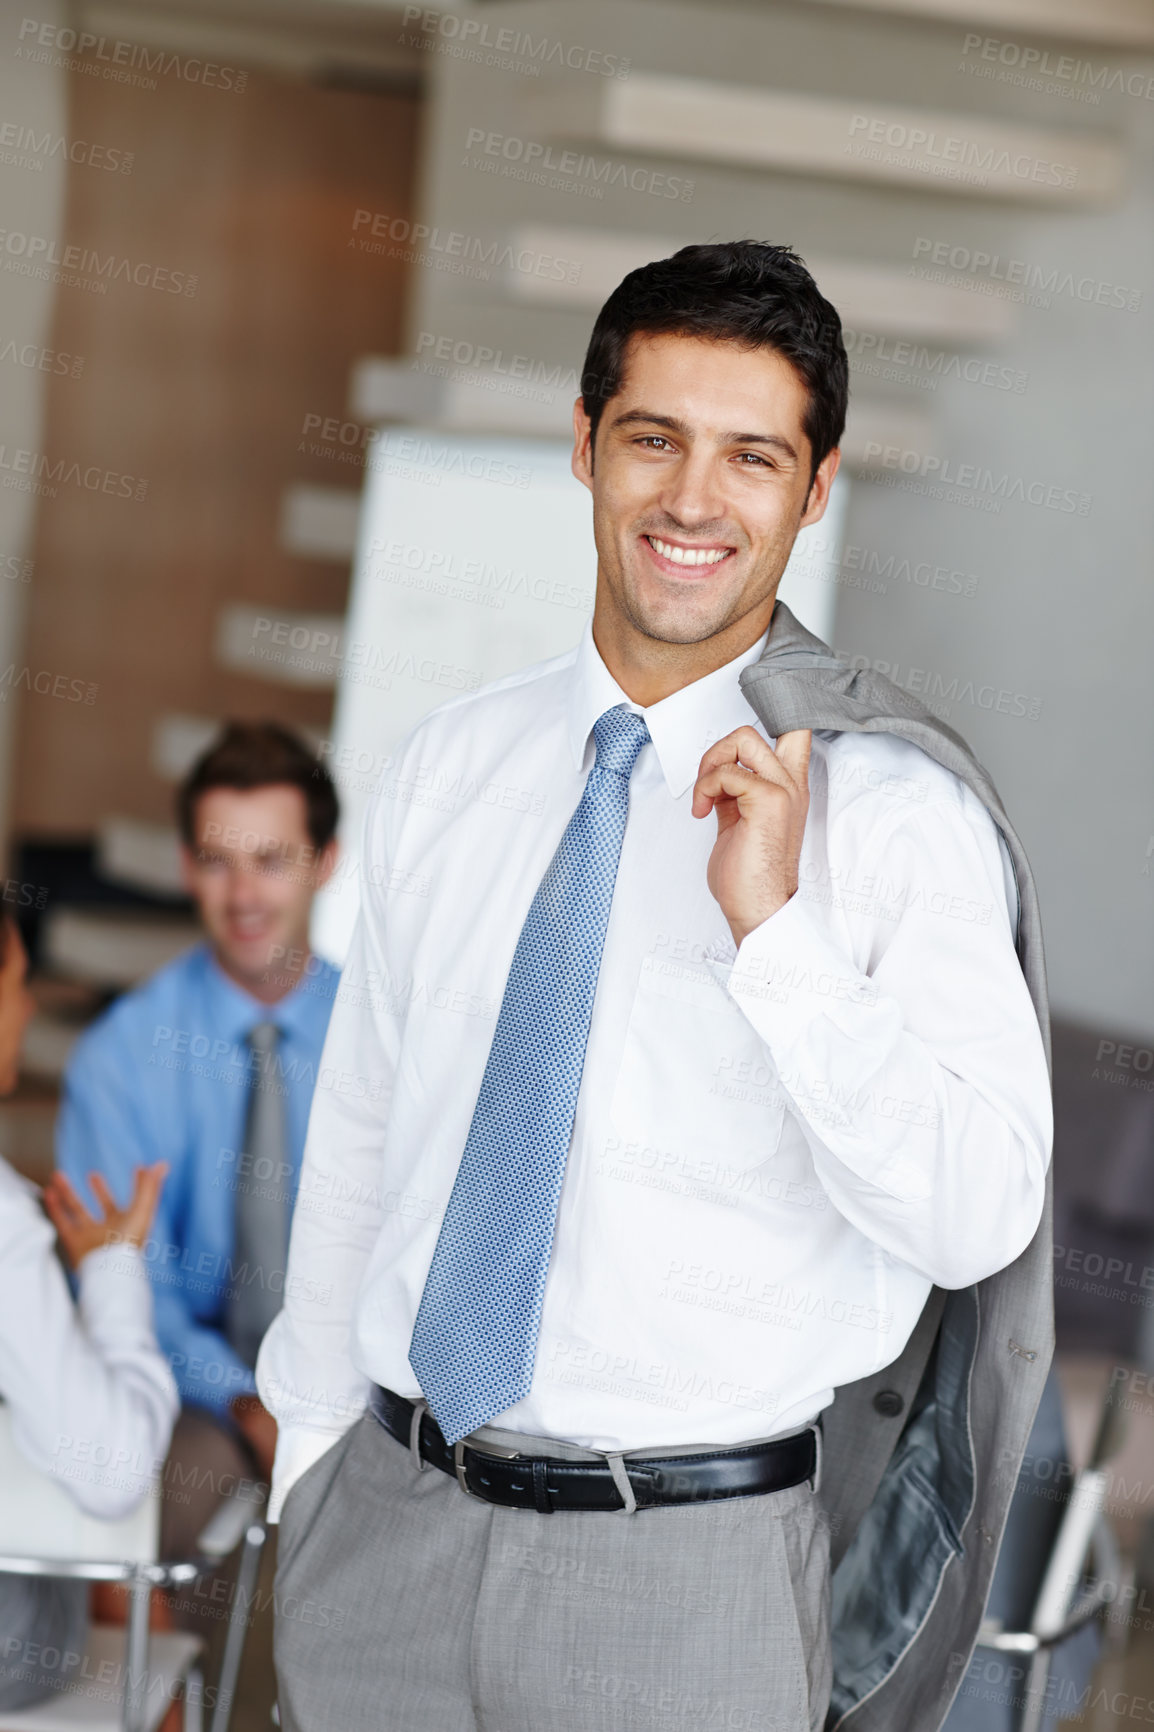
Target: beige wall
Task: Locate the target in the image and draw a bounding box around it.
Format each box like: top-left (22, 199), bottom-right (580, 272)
top-left (0, 0), bottom-right (69, 864)
top-left (13, 61), bottom-right (419, 834)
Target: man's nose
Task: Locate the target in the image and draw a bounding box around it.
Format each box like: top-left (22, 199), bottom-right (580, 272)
top-left (658, 450), bottom-right (728, 529)
top-left (227, 864), bottom-right (265, 898)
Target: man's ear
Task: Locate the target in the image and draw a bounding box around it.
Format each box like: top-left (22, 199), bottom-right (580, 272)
top-left (799, 446), bottom-right (841, 531)
top-left (571, 397), bottom-right (594, 492)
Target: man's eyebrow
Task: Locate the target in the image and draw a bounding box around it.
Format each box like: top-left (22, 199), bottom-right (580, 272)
top-left (610, 410), bottom-right (688, 435)
top-left (609, 409), bottom-right (798, 462)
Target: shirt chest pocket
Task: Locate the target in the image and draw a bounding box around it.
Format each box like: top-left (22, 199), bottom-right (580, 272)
top-left (609, 957), bottom-right (788, 1173)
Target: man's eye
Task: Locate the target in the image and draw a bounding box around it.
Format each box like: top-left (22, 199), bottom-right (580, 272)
top-left (637, 435), bottom-right (672, 450)
top-left (735, 452), bottom-right (771, 467)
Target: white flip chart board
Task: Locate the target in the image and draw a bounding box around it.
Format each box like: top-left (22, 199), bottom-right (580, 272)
top-left (312, 429), bottom-right (846, 964)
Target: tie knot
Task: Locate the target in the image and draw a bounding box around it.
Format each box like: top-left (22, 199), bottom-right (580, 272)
top-left (592, 706), bottom-right (649, 779)
top-left (248, 1021), bottom-right (281, 1056)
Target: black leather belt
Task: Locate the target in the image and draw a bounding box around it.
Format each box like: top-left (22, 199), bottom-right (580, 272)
top-left (369, 1385), bottom-right (819, 1513)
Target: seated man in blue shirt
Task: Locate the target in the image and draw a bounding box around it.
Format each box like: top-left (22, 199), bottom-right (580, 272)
top-left (57, 721), bottom-right (340, 1561)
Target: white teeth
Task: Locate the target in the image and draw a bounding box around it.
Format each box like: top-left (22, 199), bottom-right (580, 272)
top-left (647, 536), bottom-right (730, 567)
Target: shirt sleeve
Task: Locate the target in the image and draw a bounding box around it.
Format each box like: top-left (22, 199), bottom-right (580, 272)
top-left (150, 1290), bottom-right (255, 1417)
top-left (57, 1018), bottom-right (256, 1417)
top-left (257, 800), bottom-right (401, 1522)
top-left (0, 1170), bottom-right (178, 1520)
top-left (721, 791), bottom-right (1051, 1289)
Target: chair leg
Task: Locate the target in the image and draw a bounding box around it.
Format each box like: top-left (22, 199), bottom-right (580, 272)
top-left (183, 1663), bottom-right (205, 1732)
top-left (1017, 1647), bottom-right (1052, 1732)
top-left (208, 1521), bottom-right (267, 1732)
top-left (122, 1570), bottom-right (153, 1732)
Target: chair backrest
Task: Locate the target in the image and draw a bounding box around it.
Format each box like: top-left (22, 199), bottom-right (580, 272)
top-left (0, 1404), bottom-right (159, 1565)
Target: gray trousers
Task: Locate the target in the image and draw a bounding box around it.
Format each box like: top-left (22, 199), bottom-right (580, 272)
top-left (0, 1576), bottom-right (88, 1711)
top-left (274, 1411), bottom-right (831, 1732)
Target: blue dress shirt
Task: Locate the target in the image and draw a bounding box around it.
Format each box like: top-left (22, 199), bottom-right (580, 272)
top-left (57, 943), bottom-right (338, 1417)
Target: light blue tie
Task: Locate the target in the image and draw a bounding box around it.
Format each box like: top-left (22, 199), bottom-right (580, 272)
top-left (409, 704), bottom-right (650, 1444)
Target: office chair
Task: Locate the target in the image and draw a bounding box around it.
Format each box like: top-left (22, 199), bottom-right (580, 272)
top-left (973, 1380), bottom-right (1128, 1732)
top-left (0, 1408), bottom-right (266, 1732)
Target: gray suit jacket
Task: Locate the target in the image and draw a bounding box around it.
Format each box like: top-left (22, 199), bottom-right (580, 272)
top-left (739, 602), bottom-right (1053, 1732)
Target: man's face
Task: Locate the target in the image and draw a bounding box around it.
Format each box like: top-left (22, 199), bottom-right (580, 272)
top-left (572, 332), bottom-right (839, 648)
top-left (182, 785), bottom-right (335, 994)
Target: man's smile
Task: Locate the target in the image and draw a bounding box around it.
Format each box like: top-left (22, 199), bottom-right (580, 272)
top-left (641, 532), bottom-right (737, 577)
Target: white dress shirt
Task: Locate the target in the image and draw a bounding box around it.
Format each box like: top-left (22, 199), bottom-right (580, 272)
top-left (0, 1157), bottom-right (178, 1518)
top-left (260, 618), bottom-right (1051, 1518)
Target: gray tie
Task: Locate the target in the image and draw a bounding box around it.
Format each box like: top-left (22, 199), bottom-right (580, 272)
top-left (226, 1022), bottom-right (289, 1369)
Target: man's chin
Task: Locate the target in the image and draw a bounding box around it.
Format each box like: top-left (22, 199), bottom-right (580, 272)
top-left (624, 592), bottom-right (744, 648)
top-left (214, 938), bottom-right (285, 989)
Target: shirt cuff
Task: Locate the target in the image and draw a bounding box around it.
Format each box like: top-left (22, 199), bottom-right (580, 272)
top-left (268, 1425), bottom-right (346, 1524)
top-left (76, 1243), bottom-right (154, 1335)
top-left (723, 892), bottom-right (883, 1040)
top-left (721, 894), bottom-right (927, 1201)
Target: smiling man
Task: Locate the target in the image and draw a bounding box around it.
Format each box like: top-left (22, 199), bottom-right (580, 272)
top-left (57, 722), bottom-right (339, 1582)
top-left (260, 244), bottom-right (1051, 1732)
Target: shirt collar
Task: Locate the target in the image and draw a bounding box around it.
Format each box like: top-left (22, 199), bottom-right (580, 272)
top-left (198, 943), bottom-right (334, 1044)
top-left (566, 617), bottom-right (772, 799)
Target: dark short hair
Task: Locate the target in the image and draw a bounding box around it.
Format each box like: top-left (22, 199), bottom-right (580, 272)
top-left (580, 240), bottom-right (848, 487)
top-left (177, 721), bottom-right (339, 852)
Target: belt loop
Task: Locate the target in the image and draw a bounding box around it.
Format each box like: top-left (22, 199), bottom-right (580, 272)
top-left (409, 1398), bottom-right (431, 1472)
top-left (531, 1459), bottom-right (554, 1514)
top-left (605, 1452), bottom-right (638, 1516)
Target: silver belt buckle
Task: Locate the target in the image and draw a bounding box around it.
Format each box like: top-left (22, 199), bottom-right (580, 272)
top-left (453, 1436), bottom-right (522, 1499)
top-left (809, 1423), bottom-right (823, 1496)
top-left (453, 1439), bottom-right (474, 1497)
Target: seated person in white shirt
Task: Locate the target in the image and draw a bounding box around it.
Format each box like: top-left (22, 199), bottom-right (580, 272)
top-left (0, 919), bottom-right (175, 1712)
